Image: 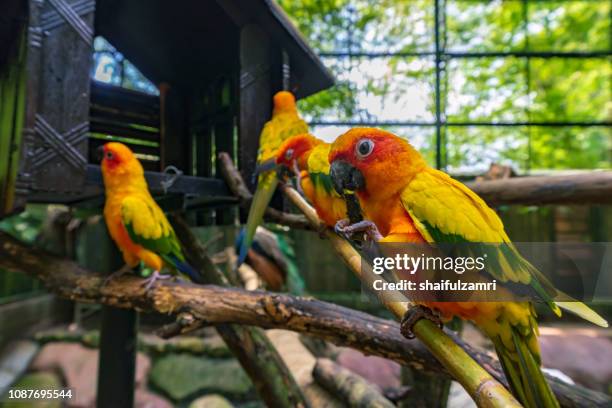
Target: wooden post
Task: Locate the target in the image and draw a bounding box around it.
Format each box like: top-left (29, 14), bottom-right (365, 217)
top-left (239, 23), bottom-right (272, 196)
top-left (214, 77), bottom-right (236, 225)
top-left (96, 306), bottom-right (137, 408)
top-left (77, 219), bottom-right (138, 408)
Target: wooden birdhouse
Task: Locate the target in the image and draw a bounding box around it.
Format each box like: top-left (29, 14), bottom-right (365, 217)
top-left (0, 0), bottom-right (333, 219)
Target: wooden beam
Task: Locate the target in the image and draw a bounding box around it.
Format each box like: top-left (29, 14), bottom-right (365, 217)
top-left (0, 230), bottom-right (608, 408)
top-left (238, 23), bottom-right (272, 194)
top-left (466, 172), bottom-right (612, 206)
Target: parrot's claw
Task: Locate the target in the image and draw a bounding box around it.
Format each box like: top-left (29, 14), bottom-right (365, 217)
top-left (103, 264), bottom-right (133, 286)
top-left (334, 220), bottom-right (383, 242)
top-left (141, 270), bottom-right (172, 292)
top-left (334, 219), bottom-right (351, 236)
top-left (400, 305), bottom-right (443, 340)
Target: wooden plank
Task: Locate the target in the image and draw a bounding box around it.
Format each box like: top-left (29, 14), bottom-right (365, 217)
top-left (20, 0), bottom-right (94, 197)
top-left (85, 165), bottom-right (232, 197)
top-left (158, 84), bottom-right (189, 172)
top-left (90, 103), bottom-right (159, 128)
top-left (239, 23), bottom-right (272, 194)
top-left (89, 118), bottom-right (160, 142)
top-left (214, 78), bottom-right (236, 225)
top-left (87, 137), bottom-right (160, 158)
top-left (466, 172), bottom-right (612, 206)
top-left (90, 81), bottom-right (159, 115)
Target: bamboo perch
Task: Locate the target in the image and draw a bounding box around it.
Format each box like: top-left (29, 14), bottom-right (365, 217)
top-left (0, 231), bottom-right (607, 407)
top-left (466, 171), bottom-right (612, 206)
top-left (280, 185), bottom-right (521, 408)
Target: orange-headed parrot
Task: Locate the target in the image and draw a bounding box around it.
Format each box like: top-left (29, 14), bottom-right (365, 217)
top-left (275, 133), bottom-right (347, 228)
top-left (328, 128), bottom-right (607, 408)
top-left (237, 91), bottom-right (308, 265)
top-left (100, 142), bottom-right (198, 289)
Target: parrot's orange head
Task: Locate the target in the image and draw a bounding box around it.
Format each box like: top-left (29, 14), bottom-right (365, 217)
top-left (276, 133), bottom-right (320, 167)
top-left (272, 91), bottom-right (297, 114)
top-left (328, 128), bottom-right (426, 197)
top-left (100, 142), bottom-right (144, 186)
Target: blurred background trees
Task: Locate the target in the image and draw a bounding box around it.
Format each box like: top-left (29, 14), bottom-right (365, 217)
top-left (278, 0), bottom-right (611, 173)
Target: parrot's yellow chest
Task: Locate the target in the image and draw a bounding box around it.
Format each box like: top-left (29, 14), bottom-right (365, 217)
top-left (103, 191), bottom-right (144, 267)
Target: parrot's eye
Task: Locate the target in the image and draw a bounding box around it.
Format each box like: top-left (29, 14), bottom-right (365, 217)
top-left (105, 151), bottom-right (114, 160)
top-left (355, 139), bottom-right (374, 159)
top-left (285, 148), bottom-right (294, 161)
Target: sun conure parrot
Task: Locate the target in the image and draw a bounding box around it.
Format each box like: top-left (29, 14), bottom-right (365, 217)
top-left (275, 133), bottom-right (347, 228)
top-left (237, 91), bottom-right (308, 265)
top-left (100, 142), bottom-right (198, 289)
top-left (328, 128), bottom-right (608, 408)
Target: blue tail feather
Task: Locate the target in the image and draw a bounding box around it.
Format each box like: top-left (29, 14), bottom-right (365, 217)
top-left (236, 228), bottom-right (249, 266)
top-left (168, 254), bottom-right (200, 282)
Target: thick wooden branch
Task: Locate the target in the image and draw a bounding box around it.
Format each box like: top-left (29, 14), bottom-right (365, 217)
top-left (217, 152), bottom-right (312, 229)
top-left (466, 171), bottom-right (612, 206)
top-left (0, 231), bottom-right (607, 407)
top-left (168, 215), bottom-right (308, 408)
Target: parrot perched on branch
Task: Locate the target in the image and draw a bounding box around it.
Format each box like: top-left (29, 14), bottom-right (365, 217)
top-left (328, 128), bottom-right (608, 408)
top-left (100, 142), bottom-right (198, 289)
top-left (275, 133), bottom-right (347, 228)
top-left (237, 91), bottom-right (308, 265)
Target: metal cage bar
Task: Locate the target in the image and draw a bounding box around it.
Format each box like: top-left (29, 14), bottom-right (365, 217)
top-left (310, 0), bottom-right (612, 170)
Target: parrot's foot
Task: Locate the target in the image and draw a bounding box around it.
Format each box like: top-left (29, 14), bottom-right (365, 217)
top-left (334, 219), bottom-right (383, 242)
top-left (103, 264), bottom-right (134, 286)
top-left (400, 305), bottom-right (443, 340)
top-left (141, 270), bottom-right (172, 291)
top-left (293, 161), bottom-right (306, 196)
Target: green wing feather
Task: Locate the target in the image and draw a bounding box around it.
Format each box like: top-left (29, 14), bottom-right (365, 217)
top-left (121, 196), bottom-right (184, 263)
top-left (402, 168), bottom-right (607, 326)
top-left (402, 169), bottom-right (561, 311)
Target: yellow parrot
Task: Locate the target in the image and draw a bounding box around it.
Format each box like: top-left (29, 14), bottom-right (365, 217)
top-left (100, 142), bottom-right (197, 289)
top-left (275, 133), bottom-right (347, 228)
top-left (237, 91), bottom-right (308, 265)
top-left (328, 128), bottom-right (607, 408)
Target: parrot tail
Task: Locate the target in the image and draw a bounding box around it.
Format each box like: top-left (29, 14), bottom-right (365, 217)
top-left (237, 174), bottom-right (279, 266)
top-left (165, 254), bottom-right (201, 283)
top-left (489, 323), bottom-right (559, 408)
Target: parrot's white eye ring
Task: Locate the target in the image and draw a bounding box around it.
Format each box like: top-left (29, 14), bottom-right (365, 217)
top-left (105, 151), bottom-right (114, 160)
top-left (285, 148), bottom-right (294, 160)
top-left (355, 139), bottom-right (374, 159)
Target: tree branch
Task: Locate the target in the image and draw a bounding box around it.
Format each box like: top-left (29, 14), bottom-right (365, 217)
top-left (0, 231), bottom-right (607, 407)
top-left (168, 214), bottom-right (308, 407)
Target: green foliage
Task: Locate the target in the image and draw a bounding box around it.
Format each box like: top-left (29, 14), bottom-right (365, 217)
top-left (278, 0), bottom-right (611, 172)
top-left (0, 206), bottom-right (47, 300)
top-left (0, 206), bottom-right (46, 243)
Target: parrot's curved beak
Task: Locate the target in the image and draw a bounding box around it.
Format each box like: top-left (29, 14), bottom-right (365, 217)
top-left (276, 163), bottom-right (293, 180)
top-left (330, 160), bottom-right (365, 195)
